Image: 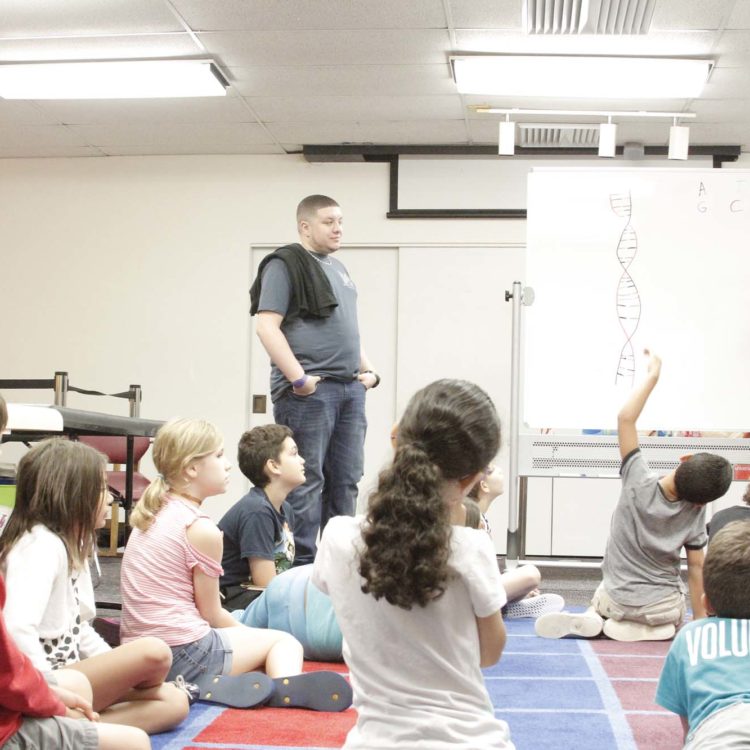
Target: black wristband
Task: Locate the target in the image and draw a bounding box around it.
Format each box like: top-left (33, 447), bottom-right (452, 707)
top-left (363, 370), bottom-right (380, 388)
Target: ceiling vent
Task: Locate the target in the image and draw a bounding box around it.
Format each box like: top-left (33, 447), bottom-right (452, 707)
top-left (524, 0), bottom-right (656, 34)
top-left (518, 123), bottom-right (600, 148)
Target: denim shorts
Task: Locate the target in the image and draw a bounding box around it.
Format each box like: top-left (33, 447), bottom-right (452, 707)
top-left (168, 628), bottom-right (234, 686)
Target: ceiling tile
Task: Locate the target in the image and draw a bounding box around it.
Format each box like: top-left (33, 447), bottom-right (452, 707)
top-left (98, 143), bottom-right (285, 156)
top-left (67, 121), bottom-right (276, 148)
top-left (0, 0), bottom-right (180, 36)
top-left (650, 0), bottom-right (738, 30)
top-left (726, 0), bottom-right (750, 28)
top-left (198, 29), bottom-right (451, 67)
top-left (453, 28), bottom-right (720, 55)
top-left (227, 64), bottom-right (455, 97)
top-left (35, 96), bottom-right (254, 125)
top-left (172, 0), bottom-right (447, 30)
top-left (0, 124), bottom-right (91, 148)
top-left (448, 0), bottom-right (520, 29)
top-left (246, 95), bottom-right (464, 123)
top-left (0, 33), bottom-right (199, 61)
top-left (0, 100), bottom-right (61, 125)
top-left (0, 145), bottom-right (102, 158)
top-left (268, 119), bottom-right (468, 144)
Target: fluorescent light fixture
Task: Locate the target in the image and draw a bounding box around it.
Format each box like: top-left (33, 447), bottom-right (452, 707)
top-left (499, 118), bottom-right (515, 155)
top-left (598, 121), bottom-right (617, 157)
top-left (0, 59), bottom-right (228, 99)
top-left (451, 55), bottom-right (711, 99)
top-left (668, 123), bottom-right (690, 160)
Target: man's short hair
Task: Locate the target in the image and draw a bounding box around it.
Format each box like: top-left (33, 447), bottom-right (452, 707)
top-left (296, 194), bottom-right (339, 223)
top-left (674, 452), bottom-right (733, 505)
top-left (703, 520), bottom-right (750, 618)
top-left (237, 424), bottom-right (293, 488)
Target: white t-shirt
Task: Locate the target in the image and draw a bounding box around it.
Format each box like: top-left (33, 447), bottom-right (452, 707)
top-left (312, 515), bottom-right (514, 750)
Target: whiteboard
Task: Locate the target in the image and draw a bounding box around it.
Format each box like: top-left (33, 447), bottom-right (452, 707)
top-left (524, 167), bottom-right (750, 431)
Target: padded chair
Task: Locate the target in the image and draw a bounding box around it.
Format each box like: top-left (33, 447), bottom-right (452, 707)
top-left (78, 436), bottom-right (151, 556)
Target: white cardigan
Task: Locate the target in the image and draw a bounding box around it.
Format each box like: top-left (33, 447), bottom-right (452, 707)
top-left (2, 524), bottom-right (110, 672)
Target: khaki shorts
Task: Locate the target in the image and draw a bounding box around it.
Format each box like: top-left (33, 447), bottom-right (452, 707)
top-left (592, 582), bottom-right (685, 627)
top-left (1, 716), bottom-right (98, 750)
top-left (686, 702), bottom-right (750, 749)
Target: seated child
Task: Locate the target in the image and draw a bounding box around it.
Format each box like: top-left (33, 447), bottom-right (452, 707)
top-left (707, 483), bottom-right (750, 540)
top-left (312, 379), bottom-right (514, 749)
top-left (0, 439), bottom-right (191, 734)
top-left (120, 417), bottom-right (351, 711)
top-left (1, 573), bottom-right (150, 750)
top-left (655, 519), bottom-right (750, 748)
top-left (536, 351), bottom-right (733, 642)
top-left (234, 564), bottom-right (343, 662)
top-left (218, 425), bottom-right (302, 611)
top-left (467, 465), bottom-right (564, 619)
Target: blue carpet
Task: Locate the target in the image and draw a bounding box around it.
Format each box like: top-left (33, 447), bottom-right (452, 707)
top-left (150, 610), bottom-right (651, 750)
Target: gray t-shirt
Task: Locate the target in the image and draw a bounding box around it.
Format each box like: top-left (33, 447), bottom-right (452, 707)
top-left (601, 449), bottom-right (707, 607)
top-left (257, 253), bottom-right (360, 402)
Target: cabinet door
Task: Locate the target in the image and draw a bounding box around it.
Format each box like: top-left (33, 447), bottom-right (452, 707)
top-left (397, 245), bottom-right (525, 553)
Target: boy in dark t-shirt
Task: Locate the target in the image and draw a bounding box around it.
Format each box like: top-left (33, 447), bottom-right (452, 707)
top-left (218, 425), bottom-right (305, 611)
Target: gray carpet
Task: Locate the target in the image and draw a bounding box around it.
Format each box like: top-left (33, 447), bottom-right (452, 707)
top-left (92, 554), bottom-right (603, 612)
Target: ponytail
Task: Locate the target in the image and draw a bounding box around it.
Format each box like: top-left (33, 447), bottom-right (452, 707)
top-left (130, 474), bottom-right (168, 532)
top-left (359, 379), bottom-right (501, 609)
top-left (130, 418), bottom-right (222, 532)
top-left (360, 442), bottom-right (451, 608)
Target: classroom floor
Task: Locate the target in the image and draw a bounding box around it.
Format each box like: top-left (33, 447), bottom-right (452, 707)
top-left (92, 554), bottom-right (603, 611)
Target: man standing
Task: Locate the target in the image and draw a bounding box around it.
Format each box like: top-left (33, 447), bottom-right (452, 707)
top-left (251, 195), bottom-right (379, 565)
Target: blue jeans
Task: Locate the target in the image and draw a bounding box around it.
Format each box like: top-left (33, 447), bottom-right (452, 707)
top-left (273, 378), bottom-right (366, 565)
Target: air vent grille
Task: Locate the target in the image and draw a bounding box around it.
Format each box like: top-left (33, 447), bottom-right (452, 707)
top-left (524, 0), bottom-right (656, 35)
top-left (519, 123), bottom-right (599, 148)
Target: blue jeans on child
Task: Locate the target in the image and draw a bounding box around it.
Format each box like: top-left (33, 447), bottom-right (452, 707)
top-left (273, 378), bottom-right (366, 565)
top-left (233, 564), bottom-right (343, 662)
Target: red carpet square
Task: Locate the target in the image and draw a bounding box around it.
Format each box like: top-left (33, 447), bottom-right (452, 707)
top-left (589, 639), bottom-right (671, 657)
top-left (599, 655), bottom-right (664, 679)
top-left (196, 706), bottom-right (357, 747)
top-left (612, 679), bottom-right (662, 711)
top-left (627, 713), bottom-right (684, 750)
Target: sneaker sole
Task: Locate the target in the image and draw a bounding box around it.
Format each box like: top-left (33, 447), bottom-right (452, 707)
top-left (505, 593), bottom-right (566, 619)
top-left (602, 619), bottom-right (676, 642)
top-left (535, 612), bottom-right (603, 639)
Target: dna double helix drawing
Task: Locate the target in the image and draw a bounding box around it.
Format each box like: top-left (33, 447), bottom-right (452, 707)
top-left (610, 191), bottom-right (640, 386)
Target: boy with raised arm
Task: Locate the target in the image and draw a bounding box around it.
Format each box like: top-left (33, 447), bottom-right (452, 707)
top-left (536, 351), bottom-right (733, 641)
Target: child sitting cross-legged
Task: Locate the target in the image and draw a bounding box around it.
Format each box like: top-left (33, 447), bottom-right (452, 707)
top-left (466, 464), bottom-right (564, 619)
top-left (120, 417), bottom-right (351, 711)
top-left (655, 519), bottom-right (750, 748)
top-left (217, 424), bottom-right (303, 612)
top-left (0, 437), bottom-right (191, 737)
top-left (0, 392), bottom-right (151, 750)
top-left (536, 351), bottom-right (733, 642)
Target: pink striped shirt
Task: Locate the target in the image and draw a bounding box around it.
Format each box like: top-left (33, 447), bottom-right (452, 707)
top-left (120, 496), bottom-right (223, 647)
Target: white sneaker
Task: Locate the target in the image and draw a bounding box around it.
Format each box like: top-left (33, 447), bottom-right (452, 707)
top-left (535, 611), bottom-right (603, 639)
top-left (505, 593), bottom-right (566, 619)
top-left (602, 619), bottom-right (676, 642)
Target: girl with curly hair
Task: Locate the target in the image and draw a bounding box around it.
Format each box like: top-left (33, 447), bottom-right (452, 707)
top-left (312, 379), bottom-right (515, 749)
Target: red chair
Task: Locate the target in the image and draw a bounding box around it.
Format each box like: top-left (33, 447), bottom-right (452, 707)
top-left (78, 436), bottom-right (151, 556)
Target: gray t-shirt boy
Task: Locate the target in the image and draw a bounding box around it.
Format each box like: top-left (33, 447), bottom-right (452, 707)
top-left (257, 253), bottom-right (361, 402)
top-left (601, 449), bottom-right (707, 607)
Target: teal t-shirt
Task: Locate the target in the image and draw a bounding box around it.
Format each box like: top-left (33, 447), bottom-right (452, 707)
top-left (656, 617), bottom-right (750, 735)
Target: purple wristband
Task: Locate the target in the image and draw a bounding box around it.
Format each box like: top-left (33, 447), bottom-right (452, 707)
top-left (292, 374), bottom-right (308, 389)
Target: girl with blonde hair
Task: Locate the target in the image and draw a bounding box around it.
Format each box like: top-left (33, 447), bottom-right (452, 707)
top-left (121, 418), bottom-right (351, 711)
top-left (0, 438), bottom-right (190, 738)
